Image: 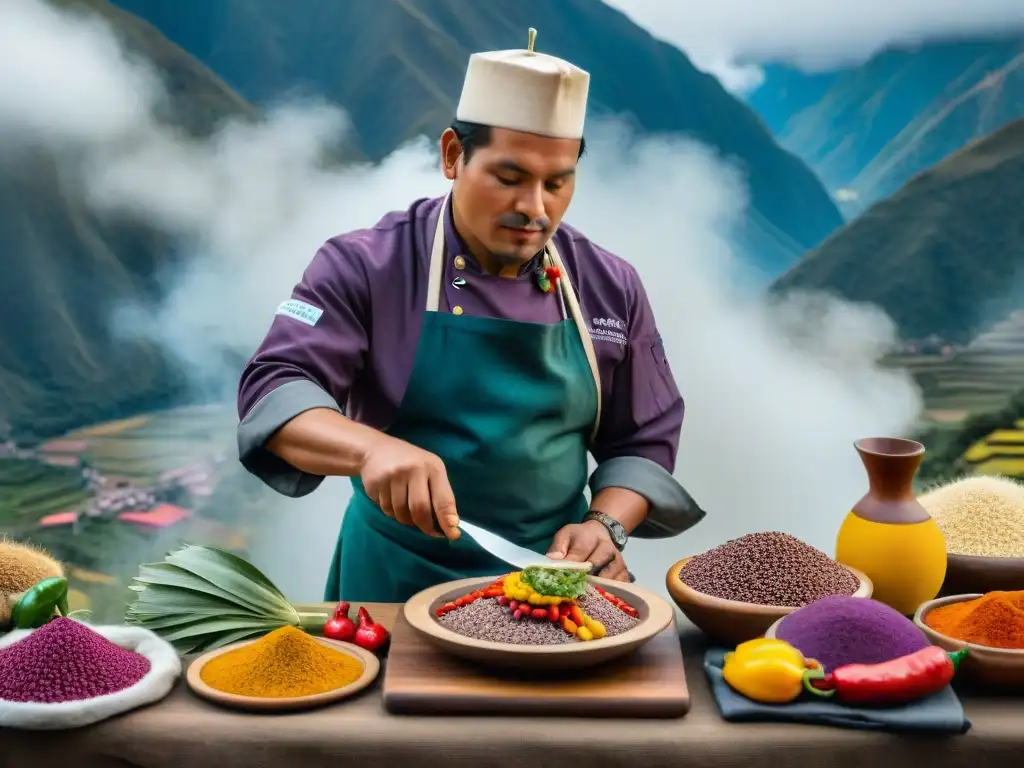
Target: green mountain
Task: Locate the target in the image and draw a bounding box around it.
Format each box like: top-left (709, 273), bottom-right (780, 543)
top-left (0, 0), bottom-right (255, 440)
top-left (771, 116), bottom-right (1024, 346)
top-left (110, 0), bottom-right (844, 270)
top-left (751, 37), bottom-right (1024, 215)
top-left (2, 0), bottom-right (847, 440)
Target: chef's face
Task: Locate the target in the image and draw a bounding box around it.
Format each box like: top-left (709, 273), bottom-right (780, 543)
top-left (441, 126), bottom-right (581, 273)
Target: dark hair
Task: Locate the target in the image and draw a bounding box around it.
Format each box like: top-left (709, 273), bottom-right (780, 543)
top-left (450, 119), bottom-right (587, 163)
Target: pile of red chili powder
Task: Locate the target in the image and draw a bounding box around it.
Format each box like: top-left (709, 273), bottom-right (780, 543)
top-left (0, 617), bottom-right (151, 703)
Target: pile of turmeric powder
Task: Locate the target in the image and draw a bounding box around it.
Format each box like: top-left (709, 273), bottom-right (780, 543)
top-left (200, 625), bottom-right (364, 698)
top-left (924, 591), bottom-right (1024, 650)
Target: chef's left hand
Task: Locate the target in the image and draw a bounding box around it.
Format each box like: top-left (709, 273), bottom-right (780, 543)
top-left (546, 521), bottom-right (629, 581)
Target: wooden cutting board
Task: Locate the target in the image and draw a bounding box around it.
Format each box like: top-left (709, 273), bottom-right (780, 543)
top-left (382, 610), bottom-right (690, 718)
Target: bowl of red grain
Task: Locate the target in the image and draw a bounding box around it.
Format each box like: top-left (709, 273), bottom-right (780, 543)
top-left (404, 573), bottom-right (675, 671)
top-left (914, 592), bottom-right (1024, 689)
top-left (666, 532), bottom-right (873, 645)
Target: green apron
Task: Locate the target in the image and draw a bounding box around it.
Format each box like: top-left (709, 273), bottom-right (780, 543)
top-left (324, 195), bottom-right (602, 602)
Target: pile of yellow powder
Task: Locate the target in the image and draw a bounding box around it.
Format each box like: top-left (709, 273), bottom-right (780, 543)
top-left (920, 476), bottom-right (1024, 557)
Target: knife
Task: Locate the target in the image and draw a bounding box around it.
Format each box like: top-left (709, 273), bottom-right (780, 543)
top-left (458, 521), bottom-right (636, 582)
top-left (457, 520), bottom-right (591, 571)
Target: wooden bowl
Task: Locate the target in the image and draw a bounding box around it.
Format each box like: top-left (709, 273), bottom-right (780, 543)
top-left (666, 556), bottom-right (874, 645)
top-left (941, 553), bottom-right (1024, 596)
top-left (914, 593), bottom-right (1024, 689)
top-left (186, 636), bottom-right (380, 711)
top-left (404, 575), bottom-right (675, 671)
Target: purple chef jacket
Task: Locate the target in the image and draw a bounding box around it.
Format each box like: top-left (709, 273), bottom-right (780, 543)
top-left (237, 195), bottom-right (699, 538)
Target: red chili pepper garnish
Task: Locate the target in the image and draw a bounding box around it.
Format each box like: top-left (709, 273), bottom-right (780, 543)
top-left (434, 602), bottom-right (458, 616)
top-left (597, 586), bottom-right (638, 617)
top-left (803, 646), bottom-right (967, 706)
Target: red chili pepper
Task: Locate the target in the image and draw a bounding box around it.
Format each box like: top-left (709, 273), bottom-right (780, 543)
top-left (354, 606), bottom-right (390, 653)
top-left (435, 602), bottom-right (458, 616)
top-left (803, 646), bottom-right (967, 706)
top-left (324, 602), bottom-right (357, 641)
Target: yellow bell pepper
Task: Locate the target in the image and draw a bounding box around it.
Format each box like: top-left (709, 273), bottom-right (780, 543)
top-left (722, 638), bottom-right (819, 705)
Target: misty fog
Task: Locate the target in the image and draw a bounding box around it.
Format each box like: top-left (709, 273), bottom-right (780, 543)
top-left (1, 0), bottom-right (925, 600)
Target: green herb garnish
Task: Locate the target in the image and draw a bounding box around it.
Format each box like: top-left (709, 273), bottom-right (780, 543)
top-left (521, 565), bottom-right (590, 599)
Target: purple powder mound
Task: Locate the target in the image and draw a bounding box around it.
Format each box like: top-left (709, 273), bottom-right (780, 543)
top-left (0, 617), bottom-right (151, 703)
top-left (775, 595), bottom-right (930, 673)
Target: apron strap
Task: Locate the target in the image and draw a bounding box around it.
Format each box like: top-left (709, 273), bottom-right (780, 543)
top-left (425, 194), bottom-right (602, 442)
top-left (547, 241), bottom-right (601, 442)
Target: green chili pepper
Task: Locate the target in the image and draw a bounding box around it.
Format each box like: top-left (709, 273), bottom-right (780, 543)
top-left (11, 577), bottom-right (69, 629)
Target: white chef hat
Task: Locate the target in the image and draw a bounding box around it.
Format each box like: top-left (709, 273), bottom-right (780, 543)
top-left (456, 28), bottom-right (590, 140)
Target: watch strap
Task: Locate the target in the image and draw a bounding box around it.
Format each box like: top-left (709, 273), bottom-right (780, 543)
top-left (585, 510), bottom-right (627, 551)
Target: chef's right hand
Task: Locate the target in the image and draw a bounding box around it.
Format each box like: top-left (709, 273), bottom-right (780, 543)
top-left (360, 435), bottom-right (461, 540)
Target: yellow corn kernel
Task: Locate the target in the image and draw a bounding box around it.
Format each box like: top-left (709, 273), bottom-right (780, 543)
top-left (585, 619), bottom-right (606, 639)
top-left (514, 589), bottom-right (531, 602)
top-left (576, 626), bottom-right (594, 641)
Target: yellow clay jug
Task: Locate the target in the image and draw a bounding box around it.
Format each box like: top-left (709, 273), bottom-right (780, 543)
top-left (835, 437), bottom-right (947, 616)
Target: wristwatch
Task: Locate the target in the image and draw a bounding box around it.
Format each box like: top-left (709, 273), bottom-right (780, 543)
top-left (585, 510), bottom-right (628, 551)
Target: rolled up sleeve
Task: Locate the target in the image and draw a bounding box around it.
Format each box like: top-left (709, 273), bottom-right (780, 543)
top-left (589, 269), bottom-right (706, 539)
top-left (237, 239), bottom-right (369, 497)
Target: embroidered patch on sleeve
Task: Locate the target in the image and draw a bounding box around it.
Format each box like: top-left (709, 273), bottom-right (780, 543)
top-left (276, 299), bottom-right (323, 327)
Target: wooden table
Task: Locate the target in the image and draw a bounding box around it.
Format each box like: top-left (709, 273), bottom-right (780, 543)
top-left (0, 602), bottom-right (1021, 768)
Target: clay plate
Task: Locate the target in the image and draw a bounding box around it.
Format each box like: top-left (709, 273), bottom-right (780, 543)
top-left (186, 636), bottom-right (380, 711)
top-left (404, 575), bottom-right (675, 671)
top-left (914, 593), bottom-right (1024, 689)
top-left (666, 556), bottom-right (873, 645)
top-left (941, 553), bottom-right (1024, 596)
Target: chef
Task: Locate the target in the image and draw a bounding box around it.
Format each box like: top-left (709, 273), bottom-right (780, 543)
top-left (236, 29), bottom-right (705, 603)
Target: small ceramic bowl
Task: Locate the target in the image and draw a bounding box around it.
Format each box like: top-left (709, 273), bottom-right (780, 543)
top-left (940, 553), bottom-right (1024, 596)
top-left (914, 593), bottom-right (1024, 689)
top-left (404, 575), bottom-right (675, 671)
top-left (187, 637), bottom-right (380, 712)
top-left (665, 556), bottom-right (873, 645)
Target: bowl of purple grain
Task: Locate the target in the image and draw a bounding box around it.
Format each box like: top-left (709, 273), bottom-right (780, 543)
top-left (666, 532), bottom-right (873, 645)
top-left (403, 569), bottom-right (676, 671)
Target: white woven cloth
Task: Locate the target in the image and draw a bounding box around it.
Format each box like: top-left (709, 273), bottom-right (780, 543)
top-left (0, 623), bottom-right (181, 730)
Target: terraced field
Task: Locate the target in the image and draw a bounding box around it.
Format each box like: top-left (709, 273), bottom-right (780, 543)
top-left (888, 311), bottom-right (1024, 420)
top-left (0, 459), bottom-right (90, 525)
top-left (0, 403), bottom-right (268, 622)
top-left (65, 404), bottom-right (238, 482)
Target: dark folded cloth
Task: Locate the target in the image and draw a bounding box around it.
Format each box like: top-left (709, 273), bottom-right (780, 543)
top-left (704, 649), bottom-right (971, 734)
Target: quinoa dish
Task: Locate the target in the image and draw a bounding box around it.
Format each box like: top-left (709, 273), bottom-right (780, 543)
top-left (678, 531), bottom-right (860, 608)
top-left (435, 566), bottom-right (641, 645)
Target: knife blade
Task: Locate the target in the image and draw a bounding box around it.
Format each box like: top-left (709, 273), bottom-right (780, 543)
top-left (457, 520), bottom-right (591, 571)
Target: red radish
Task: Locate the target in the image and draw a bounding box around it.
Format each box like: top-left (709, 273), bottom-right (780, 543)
top-left (354, 606), bottom-right (389, 653)
top-left (323, 602), bottom-right (356, 642)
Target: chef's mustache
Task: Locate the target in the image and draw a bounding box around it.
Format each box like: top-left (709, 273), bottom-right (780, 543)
top-left (497, 212), bottom-right (551, 232)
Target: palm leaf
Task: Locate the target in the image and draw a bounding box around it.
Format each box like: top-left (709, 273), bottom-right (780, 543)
top-left (125, 543), bottom-right (327, 653)
top-left (163, 546), bottom-right (292, 618)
